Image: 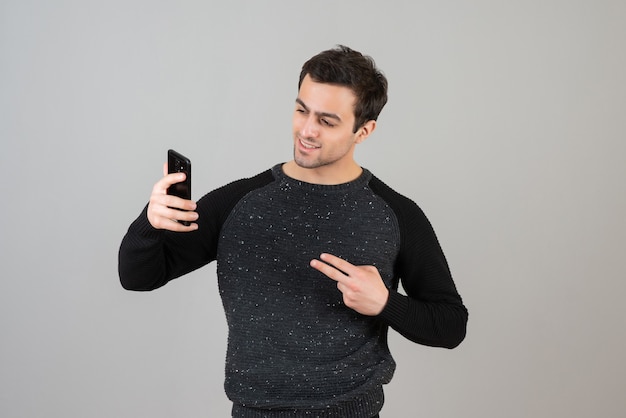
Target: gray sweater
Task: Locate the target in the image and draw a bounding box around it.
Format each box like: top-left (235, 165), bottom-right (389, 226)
top-left (119, 164), bottom-right (468, 417)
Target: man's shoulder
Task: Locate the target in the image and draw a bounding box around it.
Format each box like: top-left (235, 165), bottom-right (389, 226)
top-left (197, 167), bottom-right (276, 213)
top-left (368, 174), bottom-right (417, 207)
top-left (221, 167), bottom-right (275, 191)
top-left (367, 173), bottom-right (431, 226)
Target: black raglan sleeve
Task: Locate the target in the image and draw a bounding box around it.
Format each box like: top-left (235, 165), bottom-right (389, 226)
top-left (370, 177), bottom-right (468, 349)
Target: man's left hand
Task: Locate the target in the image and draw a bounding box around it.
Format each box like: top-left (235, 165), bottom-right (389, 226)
top-left (310, 253), bottom-right (389, 316)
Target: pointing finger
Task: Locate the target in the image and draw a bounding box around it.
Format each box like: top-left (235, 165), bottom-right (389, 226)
top-left (310, 259), bottom-right (348, 283)
top-left (310, 253), bottom-right (355, 283)
top-left (319, 253), bottom-right (356, 276)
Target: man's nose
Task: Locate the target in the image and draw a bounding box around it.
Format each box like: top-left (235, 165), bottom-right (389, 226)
top-left (300, 115), bottom-right (318, 138)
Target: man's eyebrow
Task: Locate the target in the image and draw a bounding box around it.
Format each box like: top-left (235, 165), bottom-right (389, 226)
top-left (295, 98), bottom-right (342, 122)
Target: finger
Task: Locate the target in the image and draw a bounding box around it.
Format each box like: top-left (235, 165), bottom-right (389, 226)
top-left (150, 190), bottom-right (197, 211)
top-left (162, 205), bottom-right (199, 222)
top-left (158, 217), bottom-right (198, 232)
top-left (319, 253), bottom-right (356, 277)
top-left (149, 202), bottom-right (198, 229)
top-left (309, 258), bottom-right (349, 283)
top-left (153, 172), bottom-right (188, 195)
top-left (148, 195), bottom-right (197, 224)
top-left (163, 194), bottom-right (197, 211)
top-left (162, 162), bottom-right (168, 177)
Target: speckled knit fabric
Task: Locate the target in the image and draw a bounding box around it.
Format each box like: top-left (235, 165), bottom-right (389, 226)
top-left (119, 164), bottom-right (468, 418)
top-left (218, 166), bottom-right (397, 417)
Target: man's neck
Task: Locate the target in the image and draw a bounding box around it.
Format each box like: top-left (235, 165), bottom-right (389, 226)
top-left (282, 161), bottom-right (363, 185)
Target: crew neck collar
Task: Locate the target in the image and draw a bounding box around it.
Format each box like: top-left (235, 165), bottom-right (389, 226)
top-left (272, 163), bottom-right (371, 192)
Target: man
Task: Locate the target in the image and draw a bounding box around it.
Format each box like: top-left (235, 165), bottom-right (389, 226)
top-left (119, 45), bottom-right (468, 418)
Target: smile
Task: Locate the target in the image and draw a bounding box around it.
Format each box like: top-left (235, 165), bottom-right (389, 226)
top-left (299, 138), bottom-right (321, 149)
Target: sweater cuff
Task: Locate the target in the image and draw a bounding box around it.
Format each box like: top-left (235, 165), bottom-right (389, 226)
top-left (129, 204), bottom-right (165, 241)
top-left (378, 289), bottom-right (409, 327)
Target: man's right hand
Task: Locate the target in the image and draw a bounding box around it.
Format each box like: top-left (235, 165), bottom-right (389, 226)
top-left (147, 163), bottom-right (199, 232)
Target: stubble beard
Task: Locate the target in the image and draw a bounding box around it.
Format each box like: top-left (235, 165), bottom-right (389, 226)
top-left (293, 146), bottom-right (326, 169)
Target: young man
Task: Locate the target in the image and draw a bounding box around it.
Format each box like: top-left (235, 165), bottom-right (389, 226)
top-left (119, 45), bottom-right (468, 418)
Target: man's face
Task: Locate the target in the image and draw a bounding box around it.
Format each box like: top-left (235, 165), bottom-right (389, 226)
top-left (292, 75), bottom-right (363, 171)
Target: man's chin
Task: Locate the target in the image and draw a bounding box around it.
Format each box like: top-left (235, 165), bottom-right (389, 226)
top-left (293, 152), bottom-right (320, 170)
top-left (294, 158), bottom-right (324, 170)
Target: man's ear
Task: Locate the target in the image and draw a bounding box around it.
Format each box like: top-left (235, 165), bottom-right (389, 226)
top-left (355, 120), bottom-right (377, 144)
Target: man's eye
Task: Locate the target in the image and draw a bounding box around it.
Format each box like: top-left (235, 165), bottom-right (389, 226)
top-left (321, 119), bottom-right (334, 127)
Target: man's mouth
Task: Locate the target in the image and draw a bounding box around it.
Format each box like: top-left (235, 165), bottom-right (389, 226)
top-left (299, 138), bottom-right (320, 149)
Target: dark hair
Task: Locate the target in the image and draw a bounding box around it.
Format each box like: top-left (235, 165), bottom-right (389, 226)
top-left (298, 45), bottom-right (388, 133)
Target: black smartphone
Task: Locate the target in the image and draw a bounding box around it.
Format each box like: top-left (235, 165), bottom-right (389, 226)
top-left (167, 149), bottom-right (192, 226)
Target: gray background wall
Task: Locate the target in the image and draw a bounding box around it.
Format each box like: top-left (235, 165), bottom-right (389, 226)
top-left (1, 1), bottom-right (625, 417)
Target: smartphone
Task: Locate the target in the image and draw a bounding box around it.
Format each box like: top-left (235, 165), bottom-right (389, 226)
top-left (167, 149), bottom-right (192, 226)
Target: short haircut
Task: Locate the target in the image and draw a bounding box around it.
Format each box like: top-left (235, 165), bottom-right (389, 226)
top-left (299, 45), bottom-right (388, 133)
